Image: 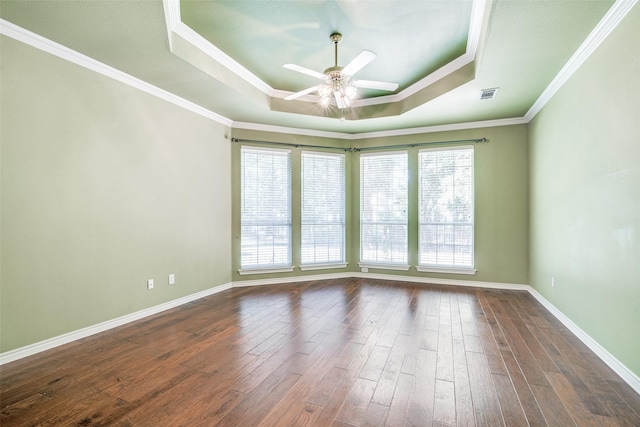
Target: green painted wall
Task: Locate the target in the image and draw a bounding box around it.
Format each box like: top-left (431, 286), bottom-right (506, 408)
top-left (528, 4), bottom-right (640, 376)
top-left (0, 37), bottom-right (233, 352)
top-left (231, 125), bottom-right (529, 285)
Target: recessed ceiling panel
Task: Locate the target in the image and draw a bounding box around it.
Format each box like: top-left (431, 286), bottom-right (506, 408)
top-left (180, 0), bottom-right (472, 93)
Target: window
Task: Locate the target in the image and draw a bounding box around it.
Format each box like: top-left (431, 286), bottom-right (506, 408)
top-left (240, 147), bottom-right (291, 270)
top-left (301, 151), bottom-right (346, 266)
top-left (418, 146), bottom-right (474, 269)
top-left (360, 151), bottom-right (408, 266)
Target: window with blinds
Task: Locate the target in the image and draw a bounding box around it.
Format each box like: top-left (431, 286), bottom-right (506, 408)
top-left (240, 147), bottom-right (292, 269)
top-left (418, 146), bottom-right (474, 268)
top-left (301, 151), bottom-right (345, 265)
top-left (360, 151), bottom-right (408, 265)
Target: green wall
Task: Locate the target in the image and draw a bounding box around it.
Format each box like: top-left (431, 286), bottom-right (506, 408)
top-left (0, 37), bottom-right (233, 352)
top-left (231, 125), bottom-right (529, 286)
top-left (529, 4), bottom-right (640, 376)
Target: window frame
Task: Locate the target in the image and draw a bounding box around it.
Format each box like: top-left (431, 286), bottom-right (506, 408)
top-left (300, 150), bottom-right (347, 270)
top-left (358, 150), bottom-right (410, 270)
top-left (239, 146), bottom-right (293, 274)
top-left (417, 145), bottom-right (476, 274)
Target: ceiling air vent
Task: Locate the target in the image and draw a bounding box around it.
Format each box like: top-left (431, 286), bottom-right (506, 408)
top-left (480, 88), bottom-right (499, 100)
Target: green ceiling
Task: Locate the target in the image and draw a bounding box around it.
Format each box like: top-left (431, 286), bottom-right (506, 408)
top-left (0, 0), bottom-right (618, 134)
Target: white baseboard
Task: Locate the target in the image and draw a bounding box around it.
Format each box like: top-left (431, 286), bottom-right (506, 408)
top-left (526, 286), bottom-right (640, 395)
top-left (0, 282), bottom-right (232, 365)
top-left (232, 271), bottom-right (529, 291)
top-left (353, 271), bottom-right (530, 290)
top-left (2, 273), bottom-right (638, 397)
top-left (232, 272), bottom-right (351, 287)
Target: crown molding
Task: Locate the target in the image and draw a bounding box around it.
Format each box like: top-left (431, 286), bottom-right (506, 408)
top-left (0, 18), bottom-right (233, 128)
top-left (163, 0), bottom-right (487, 109)
top-left (525, 0), bottom-right (638, 121)
top-left (3, 0), bottom-right (634, 138)
top-left (163, 0), bottom-right (272, 95)
top-left (231, 117), bottom-right (528, 141)
top-left (1, 16), bottom-right (522, 140)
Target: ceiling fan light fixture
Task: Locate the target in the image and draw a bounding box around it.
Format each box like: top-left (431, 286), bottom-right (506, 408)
top-left (283, 32), bottom-right (398, 112)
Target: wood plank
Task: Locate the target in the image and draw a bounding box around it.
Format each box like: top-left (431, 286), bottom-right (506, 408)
top-left (433, 379), bottom-right (456, 425)
top-left (371, 335), bottom-right (407, 406)
top-left (385, 372), bottom-right (414, 426)
top-left (492, 373), bottom-right (528, 426)
top-left (452, 338), bottom-right (476, 427)
top-left (530, 383), bottom-right (579, 427)
top-left (406, 349), bottom-right (436, 426)
top-left (359, 345), bottom-right (391, 382)
top-left (545, 371), bottom-right (616, 427)
top-left (498, 349), bottom-right (548, 426)
top-left (466, 351), bottom-right (504, 427)
top-left (334, 377), bottom-right (378, 426)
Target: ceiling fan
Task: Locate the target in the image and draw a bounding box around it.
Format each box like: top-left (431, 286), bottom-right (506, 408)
top-left (283, 32), bottom-right (399, 109)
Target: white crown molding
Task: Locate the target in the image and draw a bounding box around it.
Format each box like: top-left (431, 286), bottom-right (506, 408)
top-left (231, 121), bottom-right (354, 140)
top-left (348, 117), bottom-right (528, 140)
top-left (2, 16), bottom-right (520, 141)
top-left (370, 0), bottom-right (487, 105)
top-left (0, 18), bottom-right (233, 128)
top-left (163, 0), bottom-right (487, 108)
top-left (163, 0), bottom-right (274, 96)
top-left (355, 54), bottom-right (474, 108)
top-left (232, 117), bottom-right (528, 141)
top-left (2, 0), bottom-right (633, 139)
top-left (2, 272), bottom-right (638, 397)
top-left (525, 0), bottom-right (638, 121)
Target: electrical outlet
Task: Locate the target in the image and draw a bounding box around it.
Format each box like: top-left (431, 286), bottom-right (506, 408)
top-left (551, 277), bottom-right (555, 288)
top-left (147, 279), bottom-right (154, 290)
top-left (169, 274), bottom-right (175, 285)
top-left (361, 267), bottom-right (368, 273)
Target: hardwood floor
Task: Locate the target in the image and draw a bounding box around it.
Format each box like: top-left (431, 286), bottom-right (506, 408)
top-left (1, 278), bottom-right (639, 426)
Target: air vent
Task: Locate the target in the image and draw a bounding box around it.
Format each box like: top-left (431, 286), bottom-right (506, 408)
top-left (480, 88), bottom-right (499, 100)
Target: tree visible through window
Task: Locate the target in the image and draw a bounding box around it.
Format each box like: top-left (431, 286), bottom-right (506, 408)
top-left (301, 151), bottom-right (345, 265)
top-left (360, 152), bottom-right (408, 265)
top-left (419, 146), bottom-right (474, 268)
top-left (240, 147), bottom-right (291, 269)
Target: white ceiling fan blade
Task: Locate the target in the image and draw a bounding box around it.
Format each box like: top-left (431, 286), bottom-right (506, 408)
top-left (341, 50), bottom-right (376, 77)
top-left (283, 63), bottom-right (326, 80)
top-left (352, 79), bottom-right (399, 92)
top-left (334, 91), bottom-right (346, 109)
top-left (284, 85), bottom-right (320, 100)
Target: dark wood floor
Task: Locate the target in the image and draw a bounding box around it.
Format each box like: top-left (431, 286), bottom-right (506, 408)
top-left (1, 278), bottom-right (639, 426)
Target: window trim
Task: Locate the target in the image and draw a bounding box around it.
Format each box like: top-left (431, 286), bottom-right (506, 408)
top-left (418, 145), bottom-right (475, 270)
top-left (300, 150), bottom-right (346, 267)
top-left (359, 150), bottom-right (409, 266)
top-left (358, 262), bottom-right (411, 271)
top-left (240, 146), bottom-right (293, 270)
top-left (237, 266), bottom-right (295, 276)
top-left (299, 262), bottom-right (348, 271)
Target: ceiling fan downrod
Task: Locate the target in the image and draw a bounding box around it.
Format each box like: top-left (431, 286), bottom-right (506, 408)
top-left (330, 32), bottom-right (342, 68)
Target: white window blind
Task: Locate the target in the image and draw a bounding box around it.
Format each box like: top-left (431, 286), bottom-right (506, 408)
top-left (360, 151), bottom-right (408, 264)
top-left (301, 151), bottom-right (346, 265)
top-left (419, 146), bottom-right (474, 268)
top-left (240, 147), bottom-right (291, 269)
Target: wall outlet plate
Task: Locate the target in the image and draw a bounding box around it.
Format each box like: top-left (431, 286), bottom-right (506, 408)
top-left (169, 274), bottom-right (175, 285)
top-left (147, 279), bottom-right (154, 290)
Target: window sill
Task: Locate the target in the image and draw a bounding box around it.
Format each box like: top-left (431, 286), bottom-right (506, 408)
top-left (238, 266), bottom-right (295, 276)
top-left (300, 263), bottom-right (348, 271)
top-left (358, 262), bottom-right (411, 271)
top-left (416, 266), bottom-right (477, 275)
